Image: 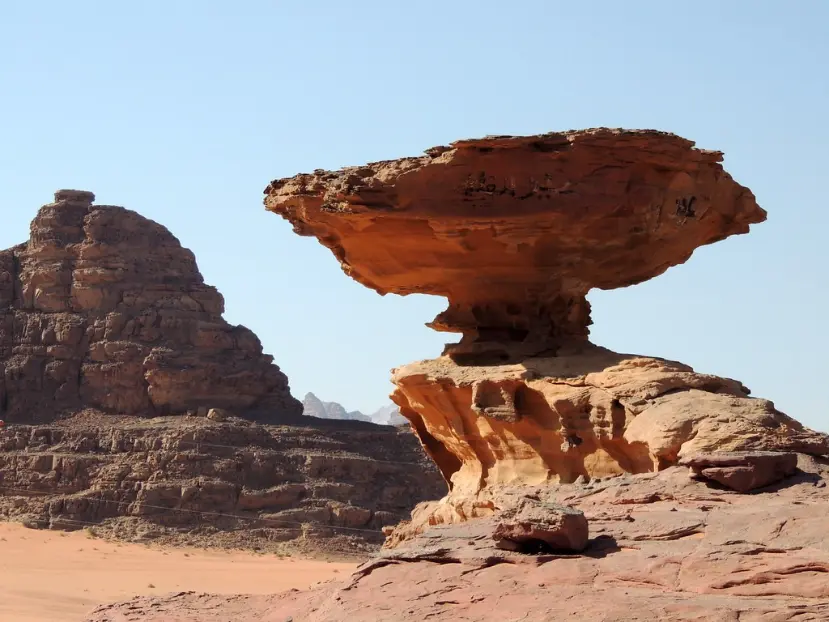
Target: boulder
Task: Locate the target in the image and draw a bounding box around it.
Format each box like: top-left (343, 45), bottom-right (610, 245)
top-left (206, 408), bottom-right (230, 422)
top-left (679, 450), bottom-right (799, 492)
top-left (491, 497), bottom-right (588, 553)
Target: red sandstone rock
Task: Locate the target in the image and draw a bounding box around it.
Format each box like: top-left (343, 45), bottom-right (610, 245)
top-left (84, 458), bottom-right (829, 621)
top-left (491, 496), bottom-right (588, 552)
top-left (0, 191), bottom-right (301, 423)
top-left (264, 130), bottom-right (828, 543)
top-left (225, 130), bottom-right (829, 620)
top-left (266, 129), bottom-right (765, 361)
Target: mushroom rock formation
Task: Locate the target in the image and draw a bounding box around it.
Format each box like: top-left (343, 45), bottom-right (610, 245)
top-left (0, 190), bottom-right (302, 423)
top-left (266, 129), bottom-right (764, 363)
top-left (265, 129), bottom-right (829, 538)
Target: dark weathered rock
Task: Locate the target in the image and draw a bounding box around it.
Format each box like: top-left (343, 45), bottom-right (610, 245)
top-left (679, 450), bottom-right (799, 492)
top-left (1, 191), bottom-right (302, 423)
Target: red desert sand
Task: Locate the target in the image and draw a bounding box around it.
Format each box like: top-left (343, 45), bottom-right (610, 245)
top-left (0, 523), bottom-right (355, 622)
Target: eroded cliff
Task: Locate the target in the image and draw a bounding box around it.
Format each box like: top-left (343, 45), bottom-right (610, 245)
top-left (0, 410), bottom-right (444, 554)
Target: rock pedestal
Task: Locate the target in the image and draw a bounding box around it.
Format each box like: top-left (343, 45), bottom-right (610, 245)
top-left (265, 129), bottom-right (829, 543)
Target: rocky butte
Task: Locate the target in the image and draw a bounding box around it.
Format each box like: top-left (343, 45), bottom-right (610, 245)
top-left (0, 191), bottom-right (443, 552)
top-left (0, 189), bottom-right (301, 423)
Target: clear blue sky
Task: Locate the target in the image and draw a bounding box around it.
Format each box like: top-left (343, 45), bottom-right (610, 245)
top-left (2, 1), bottom-right (827, 431)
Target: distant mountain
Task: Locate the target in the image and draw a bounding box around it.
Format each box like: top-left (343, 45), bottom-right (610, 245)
top-left (301, 393), bottom-right (372, 422)
top-left (301, 393), bottom-right (407, 425)
top-left (370, 403), bottom-right (408, 426)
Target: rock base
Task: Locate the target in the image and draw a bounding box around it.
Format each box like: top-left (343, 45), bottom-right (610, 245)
top-left (85, 455), bottom-right (829, 621)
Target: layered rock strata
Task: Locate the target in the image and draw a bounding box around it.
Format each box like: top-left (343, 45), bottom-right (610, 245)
top-left (265, 129), bottom-right (829, 541)
top-left (0, 411), bottom-right (444, 553)
top-left (384, 345), bottom-right (828, 536)
top-left (1, 190), bottom-right (301, 423)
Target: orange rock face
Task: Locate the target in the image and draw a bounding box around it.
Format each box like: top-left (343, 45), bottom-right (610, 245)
top-left (265, 129), bottom-right (828, 542)
top-left (1, 190), bottom-right (302, 423)
top-left (266, 129), bottom-right (765, 361)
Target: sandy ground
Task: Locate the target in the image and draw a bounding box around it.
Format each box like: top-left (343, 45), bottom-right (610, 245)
top-left (0, 523), bottom-right (357, 622)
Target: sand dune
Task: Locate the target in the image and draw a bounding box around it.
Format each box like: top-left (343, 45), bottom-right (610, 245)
top-left (0, 523), bottom-right (356, 622)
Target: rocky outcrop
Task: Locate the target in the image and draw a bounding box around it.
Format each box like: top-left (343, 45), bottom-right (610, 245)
top-left (1, 190), bottom-right (302, 423)
top-left (265, 129), bottom-right (829, 544)
top-left (266, 129), bottom-right (765, 363)
top-left (302, 394), bottom-right (407, 425)
top-left (384, 346), bottom-right (827, 538)
top-left (0, 192), bottom-right (446, 551)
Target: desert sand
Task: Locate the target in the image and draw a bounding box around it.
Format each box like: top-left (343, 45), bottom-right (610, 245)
top-left (0, 523), bottom-right (356, 622)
